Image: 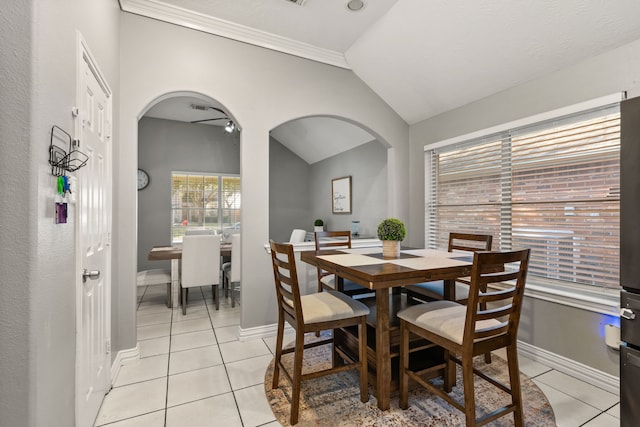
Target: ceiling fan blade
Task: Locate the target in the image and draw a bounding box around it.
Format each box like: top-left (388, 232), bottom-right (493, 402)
top-left (207, 106), bottom-right (227, 115)
top-left (190, 117), bottom-right (229, 124)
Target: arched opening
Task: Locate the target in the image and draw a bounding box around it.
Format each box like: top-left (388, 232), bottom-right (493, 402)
top-left (269, 115), bottom-right (390, 243)
top-left (136, 91), bottom-right (241, 311)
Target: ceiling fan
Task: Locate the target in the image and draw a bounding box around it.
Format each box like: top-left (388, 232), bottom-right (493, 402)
top-left (190, 104), bottom-right (237, 133)
top-left (189, 105), bottom-right (229, 124)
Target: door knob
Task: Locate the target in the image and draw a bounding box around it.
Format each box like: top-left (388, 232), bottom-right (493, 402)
top-left (82, 269), bottom-right (101, 283)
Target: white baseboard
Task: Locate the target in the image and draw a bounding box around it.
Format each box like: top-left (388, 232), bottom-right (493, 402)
top-left (518, 340), bottom-right (619, 395)
top-left (110, 345), bottom-right (140, 384)
top-left (238, 322), bottom-right (293, 341)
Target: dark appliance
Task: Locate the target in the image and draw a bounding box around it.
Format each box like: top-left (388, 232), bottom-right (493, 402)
top-left (620, 95), bottom-right (640, 427)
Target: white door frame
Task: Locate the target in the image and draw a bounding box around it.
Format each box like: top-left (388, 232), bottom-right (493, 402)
top-left (74, 31), bottom-right (113, 426)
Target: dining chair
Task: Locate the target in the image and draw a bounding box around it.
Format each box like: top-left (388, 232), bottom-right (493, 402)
top-left (222, 233), bottom-right (241, 307)
top-left (314, 231), bottom-right (372, 297)
top-left (181, 234), bottom-right (221, 314)
top-left (405, 232), bottom-right (494, 363)
top-left (185, 227), bottom-right (216, 235)
top-left (288, 228), bottom-right (307, 243)
top-left (136, 268), bottom-right (171, 307)
top-left (397, 249), bottom-right (530, 427)
top-left (405, 233), bottom-right (493, 304)
top-left (269, 240), bottom-right (370, 425)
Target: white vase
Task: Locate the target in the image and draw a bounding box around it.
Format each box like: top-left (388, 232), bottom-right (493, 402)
top-left (314, 226), bottom-right (324, 233)
top-left (382, 240), bottom-right (400, 258)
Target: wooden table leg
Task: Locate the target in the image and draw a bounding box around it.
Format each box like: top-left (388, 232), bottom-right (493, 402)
top-left (375, 288), bottom-right (391, 411)
top-left (443, 278), bottom-right (455, 301)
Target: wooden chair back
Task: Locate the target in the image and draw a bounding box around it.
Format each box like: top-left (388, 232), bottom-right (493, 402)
top-left (314, 230), bottom-right (352, 251)
top-left (464, 249), bottom-right (530, 350)
top-left (448, 232), bottom-right (493, 253)
top-left (269, 240), bottom-right (304, 328)
top-left (314, 231), bottom-right (352, 291)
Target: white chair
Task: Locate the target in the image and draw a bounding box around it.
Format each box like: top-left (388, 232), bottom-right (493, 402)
top-left (222, 233), bottom-right (241, 307)
top-left (288, 228), bottom-right (307, 243)
top-left (185, 227), bottom-right (216, 235)
top-left (181, 234), bottom-right (221, 314)
top-left (136, 268), bottom-right (171, 307)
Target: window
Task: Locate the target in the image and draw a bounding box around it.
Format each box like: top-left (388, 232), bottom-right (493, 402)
top-left (171, 172), bottom-right (241, 243)
top-left (426, 104), bottom-right (620, 290)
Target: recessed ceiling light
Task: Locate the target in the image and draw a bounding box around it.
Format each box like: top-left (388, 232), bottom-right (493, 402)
top-left (346, 0), bottom-right (365, 12)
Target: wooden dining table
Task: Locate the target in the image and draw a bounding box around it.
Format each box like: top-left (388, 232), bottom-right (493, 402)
top-left (300, 247), bottom-right (474, 411)
top-left (148, 243), bottom-right (232, 308)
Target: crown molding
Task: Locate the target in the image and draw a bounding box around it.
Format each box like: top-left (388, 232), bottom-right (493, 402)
top-left (120, 0), bottom-right (351, 69)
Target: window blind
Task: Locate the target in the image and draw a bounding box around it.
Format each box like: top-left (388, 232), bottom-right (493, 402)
top-left (427, 104), bottom-right (620, 289)
top-left (171, 172), bottom-right (241, 243)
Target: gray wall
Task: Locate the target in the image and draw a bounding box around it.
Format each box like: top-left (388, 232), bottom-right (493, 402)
top-left (310, 140), bottom-right (387, 238)
top-left (269, 138), bottom-right (388, 243)
top-left (269, 136), bottom-right (311, 243)
top-left (137, 117), bottom-right (240, 271)
top-left (118, 13), bottom-right (409, 335)
top-left (520, 298), bottom-right (620, 376)
top-left (1, 2), bottom-right (34, 426)
top-left (0, 0), bottom-right (120, 426)
top-left (408, 37), bottom-right (640, 377)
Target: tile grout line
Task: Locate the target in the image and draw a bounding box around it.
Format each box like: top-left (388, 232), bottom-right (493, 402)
top-left (126, 288), bottom-right (615, 427)
top-left (163, 299), bottom-right (175, 427)
top-left (203, 286), bottom-right (247, 427)
top-left (534, 373), bottom-right (619, 409)
top-left (129, 287), bottom-right (271, 426)
top-left (533, 374), bottom-right (616, 426)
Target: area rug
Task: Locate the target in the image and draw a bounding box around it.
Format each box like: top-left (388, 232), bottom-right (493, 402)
top-left (264, 334), bottom-right (556, 426)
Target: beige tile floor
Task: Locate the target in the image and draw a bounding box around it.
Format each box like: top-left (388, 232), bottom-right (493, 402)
top-left (94, 285), bottom-right (620, 426)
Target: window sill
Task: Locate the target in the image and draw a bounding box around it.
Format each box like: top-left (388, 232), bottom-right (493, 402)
top-left (492, 278), bottom-right (620, 317)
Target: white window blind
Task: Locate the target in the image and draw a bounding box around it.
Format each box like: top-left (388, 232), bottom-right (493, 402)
top-left (427, 104), bottom-right (620, 289)
top-left (171, 172), bottom-right (241, 243)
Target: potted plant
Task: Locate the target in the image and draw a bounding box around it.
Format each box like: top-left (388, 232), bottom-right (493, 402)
top-left (314, 219), bottom-right (324, 233)
top-left (377, 218), bottom-right (406, 258)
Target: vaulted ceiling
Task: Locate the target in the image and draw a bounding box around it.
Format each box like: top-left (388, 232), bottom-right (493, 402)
top-left (128, 0), bottom-right (640, 162)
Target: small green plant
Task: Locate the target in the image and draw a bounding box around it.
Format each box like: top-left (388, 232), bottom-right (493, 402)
top-left (377, 218), bottom-right (406, 241)
top-left (314, 219), bottom-right (324, 227)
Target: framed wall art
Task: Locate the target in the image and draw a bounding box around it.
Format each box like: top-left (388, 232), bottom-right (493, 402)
top-left (332, 176), bottom-right (352, 214)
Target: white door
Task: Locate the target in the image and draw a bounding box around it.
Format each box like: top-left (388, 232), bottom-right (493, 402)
top-left (76, 35), bottom-right (112, 427)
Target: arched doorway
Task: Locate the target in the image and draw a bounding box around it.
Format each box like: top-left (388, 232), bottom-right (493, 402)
top-left (269, 115), bottom-right (390, 243)
top-left (137, 92), bottom-right (241, 310)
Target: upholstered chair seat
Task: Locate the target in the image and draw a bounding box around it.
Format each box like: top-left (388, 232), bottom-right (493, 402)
top-left (291, 290), bottom-right (370, 324)
top-left (398, 300), bottom-right (501, 345)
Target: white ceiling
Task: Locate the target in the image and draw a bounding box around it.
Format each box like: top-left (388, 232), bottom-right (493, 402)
top-left (270, 117), bottom-right (376, 164)
top-left (135, 0), bottom-right (399, 53)
top-left (129, 0), bottom-right (640, 162)
top-left (145, 96), bottom-right (231, 125)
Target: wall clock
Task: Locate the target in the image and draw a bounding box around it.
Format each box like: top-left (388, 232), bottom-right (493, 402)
top-left (137, 169), bottom-right (150, 190)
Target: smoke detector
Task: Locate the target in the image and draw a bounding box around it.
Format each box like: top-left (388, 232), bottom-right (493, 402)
top-left (190, 104), bottom-right (209, 111)
top-left (346, 0), bottom-right (365, 12)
